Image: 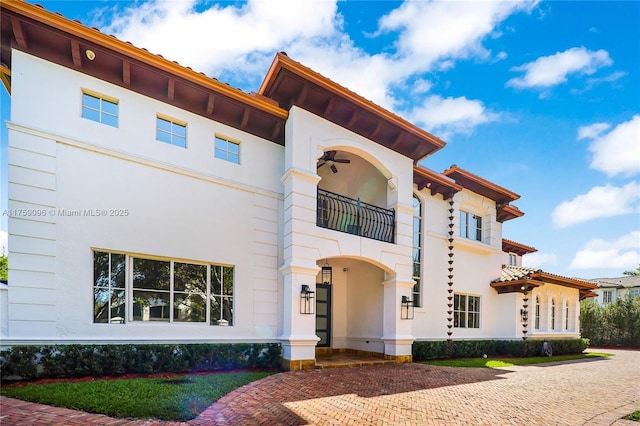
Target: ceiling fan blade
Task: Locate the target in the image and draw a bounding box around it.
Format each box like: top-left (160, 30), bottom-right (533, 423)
top-left (330, 164), bottom-right (338, 173)
top-left (333, 159), bottom-right (350, 163)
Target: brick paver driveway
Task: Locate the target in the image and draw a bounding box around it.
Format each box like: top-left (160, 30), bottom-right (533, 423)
top-left (1, 349), bottom-right (638, 425)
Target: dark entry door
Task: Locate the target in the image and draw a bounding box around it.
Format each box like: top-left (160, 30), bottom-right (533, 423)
top-left (315, 284), bottom-right (331, 347)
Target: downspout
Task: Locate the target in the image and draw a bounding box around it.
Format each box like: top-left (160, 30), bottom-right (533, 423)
top-left (446, 195), bottom-right (455, 341)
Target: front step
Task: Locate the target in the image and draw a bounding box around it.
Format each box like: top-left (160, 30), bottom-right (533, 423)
top-left (315, 348), bottom-right (399, 369)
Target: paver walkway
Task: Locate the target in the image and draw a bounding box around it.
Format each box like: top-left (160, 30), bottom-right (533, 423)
top-left (1, 348), bottom-right (638, 425)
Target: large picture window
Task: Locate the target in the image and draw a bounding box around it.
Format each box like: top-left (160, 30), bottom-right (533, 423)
top-left (453, 293), bottom-right (480, 328)
top-left (93, 251), bottom-right (233, 326)
top-left (460, 211), bottom-right (482, 241)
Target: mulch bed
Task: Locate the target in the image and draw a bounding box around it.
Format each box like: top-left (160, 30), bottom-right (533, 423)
top-left (1, 368), bottom-right (279, 388)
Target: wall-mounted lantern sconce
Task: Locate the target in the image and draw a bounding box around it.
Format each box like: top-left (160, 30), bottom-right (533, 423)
top-left (300, 284), bottom-right (315, 315)
top-left (321, 262), bottom-right (333, 285)
top-left (520, 309), bottom-right (529, 323)
top-left (401, 295), bottom-right (414, 320)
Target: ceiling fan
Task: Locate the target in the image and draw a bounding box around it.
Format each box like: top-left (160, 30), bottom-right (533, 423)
top-left (317, 150), bottom-right (351, 173)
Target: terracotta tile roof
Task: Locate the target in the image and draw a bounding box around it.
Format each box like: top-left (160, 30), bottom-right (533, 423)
top-left (494, 265), bottom-right (541, 282)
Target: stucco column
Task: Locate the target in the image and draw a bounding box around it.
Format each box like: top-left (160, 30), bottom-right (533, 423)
top-left (381, 275), bottom-right (415, 362)
top-left (279, 262), bottom-right (320, 370)
top-left (279, 167), bottom-right (322, 370)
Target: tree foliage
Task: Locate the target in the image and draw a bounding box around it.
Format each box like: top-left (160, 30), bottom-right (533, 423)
top-left (580, 293), bottom-right (640, 347)
top-left (0, 248), bottom-right (7, 281)
top-left (622, 264), bottom-right (640, 276)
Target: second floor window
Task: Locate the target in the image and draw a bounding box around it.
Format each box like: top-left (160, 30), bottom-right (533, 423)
top-left (460, 211), bottom-right (482, 242)
top-left (157, 116), bottom-right (187, 148)
top-left (215, 136), bottom-right (240, 164)
top-left (82, 90), bottom-right (118, 127)
top-left (508, 253), bottom-right (517, 266)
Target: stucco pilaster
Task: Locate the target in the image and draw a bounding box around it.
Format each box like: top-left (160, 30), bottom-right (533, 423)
top-left (381, 276), bottom-right (415, 357)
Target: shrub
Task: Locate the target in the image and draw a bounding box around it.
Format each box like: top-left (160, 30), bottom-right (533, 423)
top-left (0, 343), bottom-right (282, 381)
top-left (412, 338), bottom-right (589, 361)
top-left (580, 294), bottom-right (640, 347)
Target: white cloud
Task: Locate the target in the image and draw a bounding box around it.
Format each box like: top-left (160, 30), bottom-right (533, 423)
top-left (523, 252), bottom-right (557, 269)
top-left (378, 0), bottom-right (537, 71)
top-left (577, 122), bottom-right (610, 140)
top-left (97, 0), bottom-right (537, 138)
top-left (551, 182), bottom-right (640, 228)
top-left (102, 0), bottom-right (341, 78)
top-left (408, 95), bottom-right (499, 139)
top-left (569, 231), bottom-right (640, 270)
top-left (506, 47), bottom-right (612, 89)
top-left (582, 115), bottom-right (640, 177)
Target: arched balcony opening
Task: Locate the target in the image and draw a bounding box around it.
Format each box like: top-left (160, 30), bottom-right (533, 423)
top-left (316, 150), bottom-right (395, 243)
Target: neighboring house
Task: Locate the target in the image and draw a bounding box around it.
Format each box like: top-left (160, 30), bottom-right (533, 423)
top-left (588, 276), bottom-right (640, 306)
top-left (0, 1), bottom-right (598, 370)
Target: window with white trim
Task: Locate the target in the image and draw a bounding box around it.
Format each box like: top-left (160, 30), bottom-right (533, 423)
top-left (551, 298), bottom-right (556, 330)
top-left (93, 251), bottom-right (126, 323)
top-left (453, 293), bottom-right (480, 328)
top-left (93, 251), bottom-right (233, 325)
top-left (215, 136), bottom-right (240, 164)
top-left (565, 301), bottom-right (569, 330)
top-left (534, 296), bottom-right (540, 330)
top-left (508, 253), bottom-right (517, 266)
top-left (412, 194), bottom-right (422, 307)
top-left (82, 90), bottom-right (118, 127)
top-left (460, 211), bottom-right (482, 241)
top-left (157, 115), bottom-right (187, 148)
top-left (602, 290), bottom-right (613, 304)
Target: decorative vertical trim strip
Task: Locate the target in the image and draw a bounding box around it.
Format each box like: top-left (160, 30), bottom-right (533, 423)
top-left (522, 290), bottom-right (529, 340)
top-left (446, 195), bottom-right (455, 341)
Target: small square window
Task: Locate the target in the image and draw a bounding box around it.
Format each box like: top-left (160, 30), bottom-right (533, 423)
top-left (215, 136), bottom-right (240, 164)
top-left (157, 116), bottom-right (186, 148)
top-left (82, 91), bottom-right (118, 127)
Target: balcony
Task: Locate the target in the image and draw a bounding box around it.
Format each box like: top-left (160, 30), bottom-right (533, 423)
top-left (317, 188), bottom-right (395, 243)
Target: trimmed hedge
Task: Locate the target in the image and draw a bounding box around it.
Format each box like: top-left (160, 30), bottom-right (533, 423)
top-left (0, 343), bottom-right (281, 381)
top-left (412, 338), bottom-right (589, 361)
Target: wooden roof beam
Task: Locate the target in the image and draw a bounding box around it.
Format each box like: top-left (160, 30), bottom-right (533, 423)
top-left (167, 78), bottom-right (175, 102)
top-left (240, 108), bottom-right (250, 128)
top-left (122, 60), bottom-right (130, 86)
top-left (11, 16), bottom-right (28, 49)
top-left (71, 39), bottom-right (81, 68)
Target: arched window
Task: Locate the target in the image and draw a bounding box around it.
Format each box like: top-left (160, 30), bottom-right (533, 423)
top-left (412, 194), bottom-right (422, 307)
top-left (535, 296), bottom-right (540, 330)
top-left (551, 298), bottom-right (556, 330)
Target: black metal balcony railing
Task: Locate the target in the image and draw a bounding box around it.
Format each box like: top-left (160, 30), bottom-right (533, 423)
top-left (317, 188), bottom-right (395, 243)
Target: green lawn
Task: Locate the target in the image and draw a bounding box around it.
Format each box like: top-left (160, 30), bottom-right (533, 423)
top-left (1, 372), bottom-right (272, 421)
top-left (421, 352), bottom-right (611, 368)
top-left (624, 410), bottom-right (640, 421)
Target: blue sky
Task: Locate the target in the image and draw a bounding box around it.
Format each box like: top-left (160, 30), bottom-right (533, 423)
top-left (1, 0), bottom-right (639, 279)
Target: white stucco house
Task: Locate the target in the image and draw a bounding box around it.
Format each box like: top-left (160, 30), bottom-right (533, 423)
top-left (589, 276), bottom-right (640, 306)
top-left (0, 1), bottom-right (598, 370)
